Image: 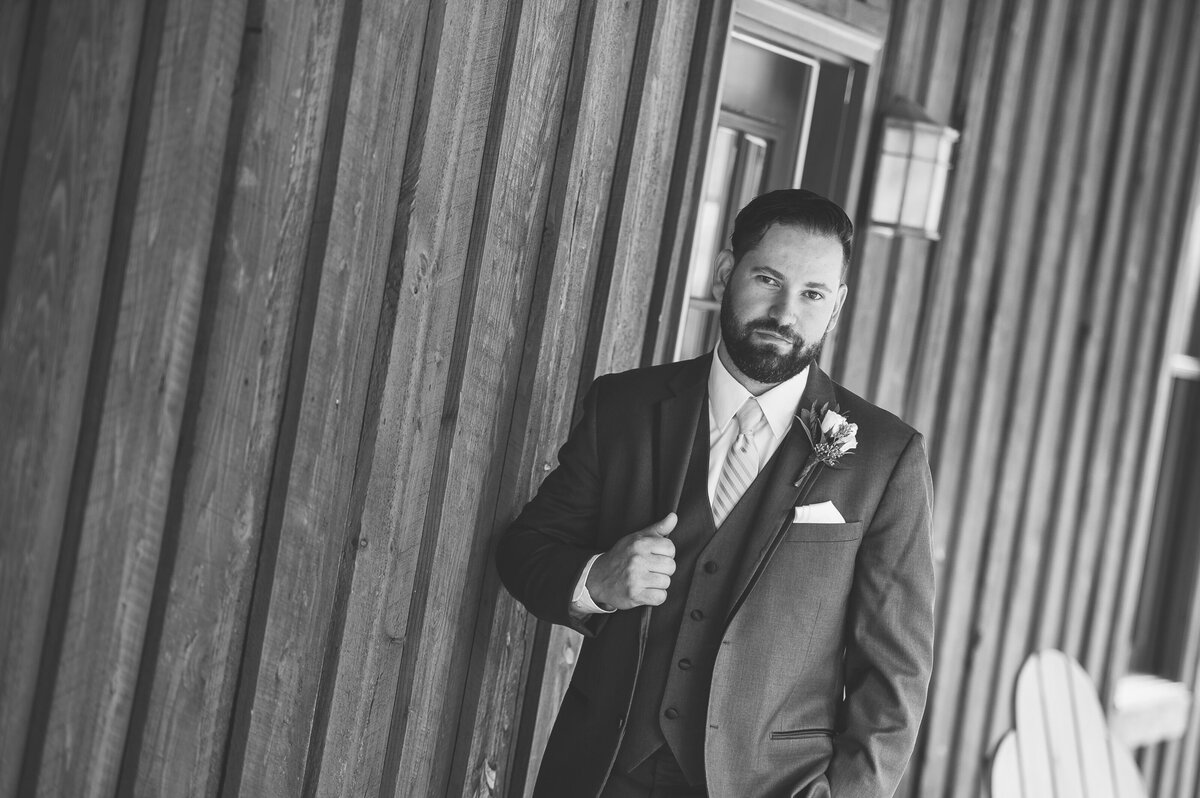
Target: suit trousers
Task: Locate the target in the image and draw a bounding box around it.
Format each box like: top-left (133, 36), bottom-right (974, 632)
top-left (599, 747), bottom-right (707, 798)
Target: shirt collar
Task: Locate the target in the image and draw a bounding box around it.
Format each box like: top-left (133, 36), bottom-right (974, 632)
top-left (708, 349), bottom-right (809, 439)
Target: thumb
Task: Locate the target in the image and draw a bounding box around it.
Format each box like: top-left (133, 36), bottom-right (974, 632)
top-left (649, 512), bottom-right (678, 536)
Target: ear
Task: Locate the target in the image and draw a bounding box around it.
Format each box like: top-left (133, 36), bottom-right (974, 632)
top-left (711, 249), bottom-right (737, 302)
top-left (825, 283), bottom-right (849, 333)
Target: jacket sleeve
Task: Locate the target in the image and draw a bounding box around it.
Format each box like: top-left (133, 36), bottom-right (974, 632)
top-left (826, 431), bottom-right (936, 797)
top-left (494, 377), bottom-right (611, 636)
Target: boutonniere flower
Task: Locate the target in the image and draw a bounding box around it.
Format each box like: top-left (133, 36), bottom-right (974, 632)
top-left (794, 402), bottom-right (857, 486)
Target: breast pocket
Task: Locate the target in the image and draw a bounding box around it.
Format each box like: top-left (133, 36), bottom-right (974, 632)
top-left (783, 521), bottom-right (862, 543)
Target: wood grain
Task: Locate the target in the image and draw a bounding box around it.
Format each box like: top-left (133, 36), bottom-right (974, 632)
top-left (1086, 0), bottom-right (1200, 691)
top-left (1108, 65), bottom-right (1200, 702)
top-left (442, 2), bottom-right (649, 796)
top-left (372, 1), bottom-right (583, 795)
top-left (127, 0), bottom-right (347, 794)
top-left (217, 0), bottom-right (441, 794)
top-left (0, 0), bottom-right (152, 794)
top-left (980, 0), bottom-right (1114, 753)
top-left (914, 0), bottom-right (1036, 792)
top-left (31, 0), bottom-right (248, 795)
top-left (939, 1), bottom-right (1076, 792)
top-left (1067, 0), bottom-right (1180, 678)
top-left (582, 0), bottom-right (700, 382)
top-left (1048, 0), bottom-right (1164, 660)
top-left (0, 0), bottom-right (32, 161)
top-left (836, 231), bottom-right (895, 397)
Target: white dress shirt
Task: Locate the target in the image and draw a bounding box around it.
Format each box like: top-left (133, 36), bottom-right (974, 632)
top-left (569, 351), bottom-right (810, 616)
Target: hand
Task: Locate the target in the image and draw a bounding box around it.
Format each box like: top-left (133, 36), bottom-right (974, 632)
top-left (586, 513), bottom-right (678, 610)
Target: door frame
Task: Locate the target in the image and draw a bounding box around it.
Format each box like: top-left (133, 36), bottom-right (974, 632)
top-left (643, 0), bottom-right (888, 366)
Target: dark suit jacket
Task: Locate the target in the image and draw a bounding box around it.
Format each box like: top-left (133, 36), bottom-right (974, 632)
top-left (496, 354), bottom-right (935, 798)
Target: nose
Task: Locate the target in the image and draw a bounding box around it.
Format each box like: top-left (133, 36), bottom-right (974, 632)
top-left (768, 292), bottom-right (801, 328)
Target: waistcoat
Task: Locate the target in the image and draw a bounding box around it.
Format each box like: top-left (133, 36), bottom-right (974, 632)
top-left (615, 405), bottom-right (788, 785)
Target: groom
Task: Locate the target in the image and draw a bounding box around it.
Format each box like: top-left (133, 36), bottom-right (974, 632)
top-left (496, 189), bottom-right (935, 797)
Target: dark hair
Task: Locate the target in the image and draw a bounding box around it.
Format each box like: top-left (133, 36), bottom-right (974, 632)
top-left (730, 189), bottom-right (854, 275)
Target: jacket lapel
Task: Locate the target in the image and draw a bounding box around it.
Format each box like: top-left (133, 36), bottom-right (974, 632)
top-left (725, 365), bottom-right (839, 627)
top-left (654, 354), bottom-right (709, 517)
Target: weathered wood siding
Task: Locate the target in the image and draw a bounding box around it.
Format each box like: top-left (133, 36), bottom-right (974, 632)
top-left (830, 0), bottom-right (1200, 796)
top-left (0, 0), bottom-right (720, 796)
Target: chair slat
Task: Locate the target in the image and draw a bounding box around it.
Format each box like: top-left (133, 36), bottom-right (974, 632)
top-left (989, 731), bottom-right (1023, 798)
top-left (1067, 654), bottom-right (1116, 798)
top-left (1039, 651), bottom-right (1086, 798)
top-left (1015, 652), bottom-right (1056, 796)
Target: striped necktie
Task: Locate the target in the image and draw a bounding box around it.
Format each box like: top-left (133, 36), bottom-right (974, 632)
top-left (712, 398), bottom-right (766, 526)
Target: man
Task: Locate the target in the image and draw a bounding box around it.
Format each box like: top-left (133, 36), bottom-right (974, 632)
top-left (496, 189), bottom-right (934, 797)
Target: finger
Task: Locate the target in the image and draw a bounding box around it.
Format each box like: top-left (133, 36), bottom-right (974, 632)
top-left (646, 553), bottom-right (676, 575)
top-left (652, 538), bottom-right (676, 559)
top-left (640, 571), bottom-right (671, 590)
top-left (640, 588), bottom-right (668, 606)
top-left (648, 512), bottom-right (677, 537)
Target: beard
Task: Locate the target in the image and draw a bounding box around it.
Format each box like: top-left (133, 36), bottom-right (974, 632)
top-left (719, 295), bottom-right (824, 384)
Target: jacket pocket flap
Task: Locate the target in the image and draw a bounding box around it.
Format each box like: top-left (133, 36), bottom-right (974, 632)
top-left (783, 521), bottom-right (862, 543)
top-left (770, 728), bottom-right (834, 740)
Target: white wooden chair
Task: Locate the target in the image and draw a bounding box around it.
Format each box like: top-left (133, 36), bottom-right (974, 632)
top-left (989, 649), bottom-right (1147, 798)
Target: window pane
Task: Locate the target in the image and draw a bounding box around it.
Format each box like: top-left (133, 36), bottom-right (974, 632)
top-left (679, 307), bottom-right (721, 361)
top-left (689, 127), bottom-right (740, 300)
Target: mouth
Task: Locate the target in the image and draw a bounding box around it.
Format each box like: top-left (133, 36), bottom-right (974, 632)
top-left (752, 328), bottom-right (795, 345)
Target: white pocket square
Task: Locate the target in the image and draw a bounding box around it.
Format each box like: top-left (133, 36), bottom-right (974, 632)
top-left (792, 501), bottom-right (845, 524)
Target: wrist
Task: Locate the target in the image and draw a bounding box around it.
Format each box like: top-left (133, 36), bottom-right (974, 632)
top-left (584, 564), bottom-right (614, 611)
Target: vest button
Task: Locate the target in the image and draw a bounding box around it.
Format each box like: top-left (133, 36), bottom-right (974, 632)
top-left (704, 560), bottom-right (719, 574)
top-left (690, 609), bottom-right (704, 621)
top-left (678, 658), bottom-right (692, 670)
top-left (664, 707), bottom-right (680, 720)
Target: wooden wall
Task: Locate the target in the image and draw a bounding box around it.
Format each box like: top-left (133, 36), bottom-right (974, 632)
top-left (4, 0), bottom-right (1200, 796)
top-left (830, 0), bottom-right (1200, 795)
top-left (0, 0), bottom-right (725, 795)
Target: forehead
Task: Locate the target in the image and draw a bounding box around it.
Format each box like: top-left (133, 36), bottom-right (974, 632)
top-left (739, 224), bottom-right (845, 284)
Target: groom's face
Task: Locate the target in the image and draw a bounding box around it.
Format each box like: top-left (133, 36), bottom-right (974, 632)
top-left (712, 224), bottom-right (847, 387)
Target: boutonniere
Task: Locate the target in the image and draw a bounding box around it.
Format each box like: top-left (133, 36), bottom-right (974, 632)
top-left (794, 402), bottom-right (857, 486)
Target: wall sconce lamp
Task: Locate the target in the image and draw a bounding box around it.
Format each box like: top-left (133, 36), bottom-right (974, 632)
top-left (869, 97), bottom-right (960, 240)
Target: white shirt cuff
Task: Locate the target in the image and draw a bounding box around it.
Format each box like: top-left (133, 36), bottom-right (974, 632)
top-left (570, 554), bottom-right (616, 615)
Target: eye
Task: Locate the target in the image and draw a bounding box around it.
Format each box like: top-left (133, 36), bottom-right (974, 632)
top-left (803, 290), bottom-right (825, 301)
top-left (755, 274), bottom-right (781, 288)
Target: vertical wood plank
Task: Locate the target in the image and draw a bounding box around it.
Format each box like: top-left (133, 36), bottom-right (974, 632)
top-left (31, 0), bottom-right (248, 795)
top-left (915, 0), bottom-right (1040, 793)
top-left (1107, 114), bottom-right (1200, 708)
top-left (1086, 0), bottom-right (1200, 690)
top-left (979, 0), bottom-right (1117, 753)
top-left (0, 0), bottom-right (32, 159)
top-left (583, 0), bottom-right (699, 381)
top-left (293, 0), bottom-right (511, 793)
top-left (1045, 0), bottom-right (1165, 659)
top-left (871, 235), bottom-right (931, 417)
top-left (939, 1), bottom-right (1077, 793)
top-left (836, 231), bottom-right (895, 397)
top-left (217, 0), bottom-right (439, 794)
top-left (443, 3), bottom-right (649, 796)
top-left (361, 1), bottom-right (582, 795)
top-left (127, 0), bottom-right (349, 794)
top-left (991, 0), bottom-right (1133, 681)
top-left (0, 1), bottom-right (146, 793)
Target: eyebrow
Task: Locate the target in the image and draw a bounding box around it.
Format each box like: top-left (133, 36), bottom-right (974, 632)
top-left (753, 265), bottom-right (835, 293)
